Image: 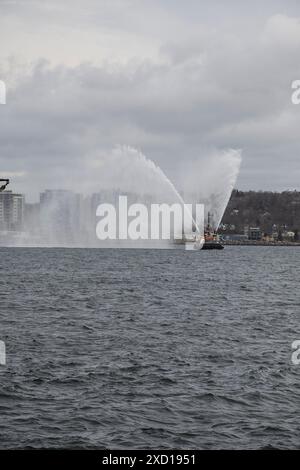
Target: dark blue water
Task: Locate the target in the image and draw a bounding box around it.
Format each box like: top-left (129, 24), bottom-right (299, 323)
top-left (0, 246), bottom-right (299, 449)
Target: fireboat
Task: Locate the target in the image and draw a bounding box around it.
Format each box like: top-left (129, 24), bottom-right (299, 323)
top-left (174, 211), bottom-right (224, 250)
top-left (202, 212), bottom-right (224, 250)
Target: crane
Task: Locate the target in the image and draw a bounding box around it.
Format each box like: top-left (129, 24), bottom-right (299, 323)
top-left (0, 179), bottom-right (9, 192)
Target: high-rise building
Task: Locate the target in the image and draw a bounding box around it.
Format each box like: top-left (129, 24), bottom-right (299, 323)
top-left (0, 190), bottom-right (25, 231)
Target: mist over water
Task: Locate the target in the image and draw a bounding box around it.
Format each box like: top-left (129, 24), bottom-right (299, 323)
top-left (86, 146), bottom-right (180, 202)
top-left (85, 146), bottom-right (242, 216)
top-left (6, 146), bottom-right (241, 247)
top-left (179, 149), bottom-right (242, 229)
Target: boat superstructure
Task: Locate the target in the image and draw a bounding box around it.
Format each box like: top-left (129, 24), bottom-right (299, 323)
top-left (203, 211), bottom-right (224, 249)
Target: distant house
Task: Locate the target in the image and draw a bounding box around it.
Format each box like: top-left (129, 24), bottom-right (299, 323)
top-left (282, 231), bottom-right (295, 241)
top-left (248, 227), bottom-right (262, 240)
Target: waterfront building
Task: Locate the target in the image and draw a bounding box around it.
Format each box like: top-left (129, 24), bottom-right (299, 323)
top-left (0, 190), bottom-right (25, 231)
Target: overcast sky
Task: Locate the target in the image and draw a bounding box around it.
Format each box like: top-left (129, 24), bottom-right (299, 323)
top-left (0, 0), bottom-right (300, 201)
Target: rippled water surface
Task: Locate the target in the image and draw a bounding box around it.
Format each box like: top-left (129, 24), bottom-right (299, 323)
top-left (0, 246), bottom-right (300, 449)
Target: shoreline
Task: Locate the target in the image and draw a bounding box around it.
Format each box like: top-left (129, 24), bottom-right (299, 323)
top-left (222, 240), bottom-right (300, 247)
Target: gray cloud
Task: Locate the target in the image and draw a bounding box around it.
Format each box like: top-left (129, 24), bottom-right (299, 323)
top-left (0, 1), bottom-right (300, 200)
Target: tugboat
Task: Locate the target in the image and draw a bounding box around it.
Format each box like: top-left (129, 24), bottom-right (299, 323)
top-left (202, 212), bottom-right (224, 250)
top-left (173, 211), bottom-right (224, 250)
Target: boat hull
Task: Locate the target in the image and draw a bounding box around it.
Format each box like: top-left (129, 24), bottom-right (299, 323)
top-left (202, 241), bottom-right (224, 250)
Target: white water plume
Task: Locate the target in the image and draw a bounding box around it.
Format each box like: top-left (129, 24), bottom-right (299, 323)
top-left (179, 149), bottom-right (242, 229)
top-left (90, 145), bottom-right (200, 233)
top-left (86, 145), bottom-right (183, 204)
top-left (6, 146), bottom-right (241, 247)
